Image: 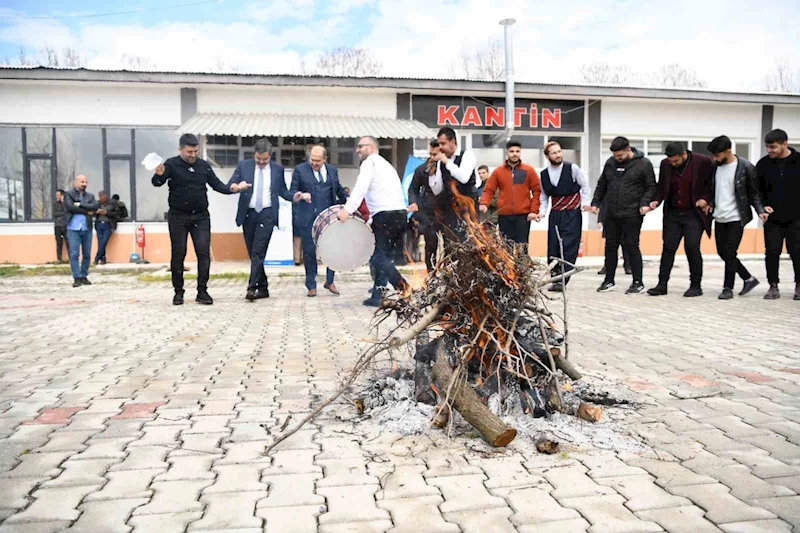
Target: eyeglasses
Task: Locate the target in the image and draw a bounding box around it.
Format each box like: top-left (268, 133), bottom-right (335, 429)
top-left (357, 144), bottom-right (370, 148)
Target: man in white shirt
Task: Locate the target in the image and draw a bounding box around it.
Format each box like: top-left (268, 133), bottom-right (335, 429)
top-left (430, 127), bottom-right (478, 241)
top-left (534, 141), bottom-right (593, 291)
top-left (338, 136), bottom-right (410, 306)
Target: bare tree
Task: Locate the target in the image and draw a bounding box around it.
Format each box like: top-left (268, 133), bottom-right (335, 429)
top-left (120, 54), bottom-right (154, 70)
top-left (302, 47), bottom-right (382, 77)
top-left (580, 62), bottom-right (636, 85)
top-left (454, 39), bottom-right (505, 81)
top-left (653, 64), bottom-right (707, 88)
top-left (41, 46), bottom-right (85, 67)
top-left (763, 58), bottom-right (800, 93)
top-left (212, 56), bottom-right (240, 73)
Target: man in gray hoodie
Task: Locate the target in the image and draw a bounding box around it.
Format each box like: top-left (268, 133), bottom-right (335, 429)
top-left (591, 136), bottom-right (657, 294)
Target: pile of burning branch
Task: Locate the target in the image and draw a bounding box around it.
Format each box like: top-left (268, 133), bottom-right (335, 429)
top-left (265, 203), bottom-right (595, 454)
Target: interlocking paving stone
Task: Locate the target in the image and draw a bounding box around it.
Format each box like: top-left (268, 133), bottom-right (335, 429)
top-left (636, 505), bottom-right (723, 533)
top-left (667, 484), bottom-right (777, 524)
top-left (560, 494), bottom-right (663, 533)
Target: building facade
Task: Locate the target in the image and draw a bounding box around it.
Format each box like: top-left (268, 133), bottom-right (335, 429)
top-left (1, 67), bottom-right (799, 264)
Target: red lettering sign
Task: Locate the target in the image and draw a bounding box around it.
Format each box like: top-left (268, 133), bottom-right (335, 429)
top-left (462, 106), bottom-right (482, 126)
top-left (485, 107), bottom-right (504, 127)
top-left (437, 105), bottom-right (459, 126)
top-left (542, 108), bottom-right (561, 128)
top-left (529, 104), bottom-right (538, 128)
top-left (513, 107), bottom-right (527, 128)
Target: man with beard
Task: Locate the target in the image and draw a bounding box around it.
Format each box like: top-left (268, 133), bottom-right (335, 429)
top-left (153, 133), bottom-right (248, 305)
top-left (756, 129), bottom-right (800, 300)
top-left (646, 142), bottom-right (713, 297)
top-left (535, 141), bottom-right (592, 291)
top-left (590, 136), bottom-right (657, 294)
top-left (705, 135), bottom-right (766, 300)
top-left (479, 140), bottom-right (541, 245)
top-left (429, 127), bottom-right (478, 241)
top-left (64, 174), bottom-right (100, 287)
top-left (408, 140), bottom-right (441, 272)
top-left (337, 136), bottom-right (410, 307)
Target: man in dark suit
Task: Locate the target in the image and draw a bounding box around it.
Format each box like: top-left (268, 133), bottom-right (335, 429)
top-left (291, 145), bottom-right (348, 297)
top-left (228, 139), bottom-right (297, 302)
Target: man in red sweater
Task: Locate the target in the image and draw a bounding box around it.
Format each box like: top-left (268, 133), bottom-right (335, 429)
top-left (479, 140), bottom-right (542, 245)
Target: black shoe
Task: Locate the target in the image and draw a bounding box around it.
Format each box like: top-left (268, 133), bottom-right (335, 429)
top-left (173, 291), bottom-right (184, 305)
top-left (718, 288), bottom-right (733, 300)
top-left (363, 297), bottom-right (381, 307)
top-left (73, 278), bottom-right (82, 288)
top-left (794, 284), bottom-right (799, 301)
top-left (597, 266), bottom-right (606, 275)
top-left (647, 285), bottom-right (668, 296)
top-left (597, 281), bottom-right (615, 293)
top-left (255, 289), bottom-right (269, 299)
top-left (626, 281), bottom-right (645, 294)
top-left (245, 290), bottom-right (256, 302)
top-left (80, 278), bottom-right (92, 286)
top-left (683, 286), bottom-right (703, 298)
top-left (196, 291), bottom-right (214, 305)
top-left (764, 284), bottom-right (780, 300)
top-left (548, 282), bottom-right (563, 292)
top-left (624, 266), bottom-right (632, 275)
top-left (740, 277), bottom-right (760, 296)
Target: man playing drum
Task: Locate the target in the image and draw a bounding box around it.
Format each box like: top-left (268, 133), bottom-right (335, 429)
top-left (291, 145), bottom-right (349, 297)
top-left (337, 136), bottom-right (410, 307)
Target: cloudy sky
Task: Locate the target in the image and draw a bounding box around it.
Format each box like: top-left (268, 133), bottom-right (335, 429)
top-left (0, 0), bottom-right (798, 91)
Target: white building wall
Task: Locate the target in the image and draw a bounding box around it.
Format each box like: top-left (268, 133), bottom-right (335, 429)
top-left (0, 81), bottom-right (181, 126)
top-left (197, 86), bottom-right (397, 118)
top-left (773, 105), bottom-right (800, 138)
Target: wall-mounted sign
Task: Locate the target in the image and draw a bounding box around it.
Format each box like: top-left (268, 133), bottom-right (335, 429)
top-left (412, 95), bottom-right (584, 132)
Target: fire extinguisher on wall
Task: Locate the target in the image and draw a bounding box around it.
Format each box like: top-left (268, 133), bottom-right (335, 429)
top-left (135, 225), bottom-right (149, 264)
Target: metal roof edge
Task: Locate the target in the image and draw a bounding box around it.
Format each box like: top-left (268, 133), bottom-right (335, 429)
top-left (1, 67), bottom-right (799, 105)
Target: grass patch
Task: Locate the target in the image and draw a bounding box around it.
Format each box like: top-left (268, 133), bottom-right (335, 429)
top-left (138, 271), bottom-right (251, 282)
top-left (0, 264), bottom-right (72, 277)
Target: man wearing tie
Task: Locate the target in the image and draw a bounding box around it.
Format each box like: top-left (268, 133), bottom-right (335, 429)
top-left (291, 145), bottom-right (348, 297)
top-left (228, 139), bottom-right (297, 302)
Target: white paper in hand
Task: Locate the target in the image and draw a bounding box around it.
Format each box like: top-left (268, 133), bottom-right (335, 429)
top-left (141, 153), bottom-right (163, 171)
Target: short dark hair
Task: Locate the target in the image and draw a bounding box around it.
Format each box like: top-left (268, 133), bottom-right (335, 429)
top-left (429, 140), bottom-right (439, 148)
top-left (707, 135), bottom-right (732, 155)
top-left (254, 138), bottom-right (273, 154)
top-left (179, 133), bottom-right (199, 148)
top-left (437, 127), bottom-right (457, 142)
top-left (506, 140), bottom-right (522, 149)
top-left (111, 194), bottom-right (120, 201)
top-left (56, 189), bottom-right (65, 194)
top-left (765, 129), bottom-right (788, 145)
top-left (664, 142), bottom-right (686, 157)
top-left (609, 136), bottom-right (630, 152)
top-left (477, 165), bottom-right (489, 172)
top-left (98, 190), bottom-right (107, 197)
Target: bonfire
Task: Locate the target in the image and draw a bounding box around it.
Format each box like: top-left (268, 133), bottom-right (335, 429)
top-left (265, 184), bottom-right (590, 454)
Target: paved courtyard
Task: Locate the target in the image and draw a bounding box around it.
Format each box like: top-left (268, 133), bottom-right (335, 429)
top-left (1, 257), bottom-right (799, 533)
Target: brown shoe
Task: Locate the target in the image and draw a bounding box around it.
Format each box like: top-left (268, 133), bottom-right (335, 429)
top-left (323, 282), bottom-right (340, 295)
top-left (307, 289), bottom-right (317, 297)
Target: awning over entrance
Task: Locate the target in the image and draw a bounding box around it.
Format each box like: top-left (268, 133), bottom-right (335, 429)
top-left (178, 113), bottom-right (433, 139)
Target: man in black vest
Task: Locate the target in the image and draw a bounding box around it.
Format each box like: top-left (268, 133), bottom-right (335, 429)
top-left (431, 127), bottom-right (478, 242)
top-left (291, 145), bottom-right (348, 297)
top-left (536, 141), bottom-right (593, 291)
top-left (647, 142), bottom-right (713, 297)
top-left (408, 140), bottom-right (441, 272)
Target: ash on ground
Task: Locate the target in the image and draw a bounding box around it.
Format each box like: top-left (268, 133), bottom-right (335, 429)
top-left (356, 371), bottom-right (651, 454)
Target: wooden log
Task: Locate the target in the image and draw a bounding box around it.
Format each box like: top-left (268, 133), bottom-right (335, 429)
top-left (432, 343), bottom-right (516, 447)
top-left (552, 349), bottom-right (582, 381)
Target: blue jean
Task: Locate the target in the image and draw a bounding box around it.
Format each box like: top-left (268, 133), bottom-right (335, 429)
top-left (95, 222), bottom-right (112, 262)
top-left (300, 222), bottom-right (334, 290)
top-left (67, 229), bottom-right (92, 279)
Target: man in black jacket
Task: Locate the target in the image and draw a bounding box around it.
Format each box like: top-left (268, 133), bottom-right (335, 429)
top-left (591, 136), bottom-right (657, 294)
top-left (152, 133), bottom-right (247, 306)
top-left (53, 189), bottom-right (69, 263)
top-left (408, 140), bottom-right (440, 272)
top-left (756, 129), bottom-right (799, 300)
top-left (64, 175), bottom-right (100, 287)
top-left (705, 136), bottom-right (766, 300)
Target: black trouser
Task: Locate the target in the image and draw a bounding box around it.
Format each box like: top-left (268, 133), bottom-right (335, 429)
top-left (242, 207), bottom-right (276, 292)
top-left (371, 210), bottom-right (408, 293)
top-left (547, 209), bottom-right (582, 284)
top-left (714, 221), bottom-right (751, 290)
top-left (498, 214), bottom-right (530, 245)
top-left (764, 219), bottom-right (800, 285)
top-left (603, 216), bottom-right (643, 283)
top-left (423, 224), bottom-right (439, 273)
top-left (168, 210), bottom-right (211, 293)
top-left (658, 209), bottom-right (705, 287)
top-left (55, 226), bottom-right (68, 261)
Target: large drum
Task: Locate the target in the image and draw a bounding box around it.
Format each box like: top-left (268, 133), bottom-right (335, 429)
top-left (311, 205), bottom-right (375, 272)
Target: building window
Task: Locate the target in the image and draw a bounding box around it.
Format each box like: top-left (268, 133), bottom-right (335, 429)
top-left (206, 136), bottom-right (279, 168)
top-left (0, 128), bottom-right (24, 222)
top-left (135, 129), bottom-right (178, 221)
top-left (56, 129), bottom-right (103, 190)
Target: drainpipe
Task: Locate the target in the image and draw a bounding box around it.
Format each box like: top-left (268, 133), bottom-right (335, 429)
top-left (491, 18), bottom-right (516, 147)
